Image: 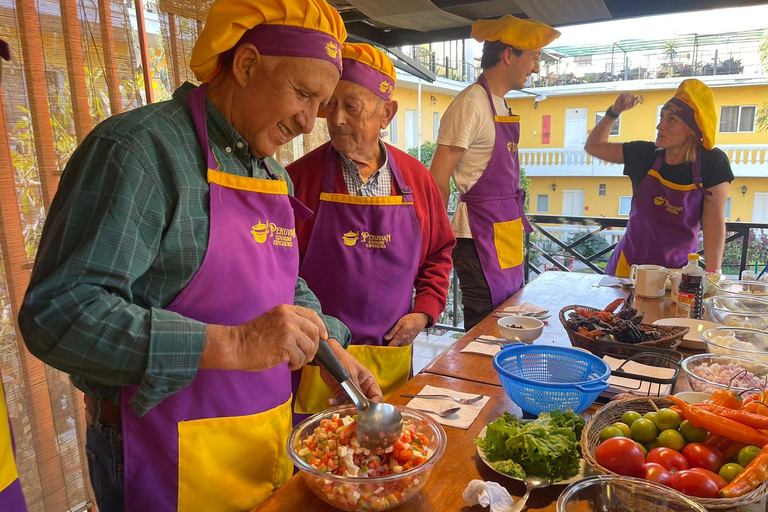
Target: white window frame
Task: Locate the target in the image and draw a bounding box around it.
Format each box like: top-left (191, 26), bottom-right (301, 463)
top-left (389, 113), bottom-right (398, 144)
top-left (536, 194), bottom-right (549, 213)
top-left (719, 105), bottom-right (757, 133)
top-left (618, 196), bottom-right (632, 216)
top-left (598, 184), bottom-right (607, 196)
top-left (432, 112), bottom-right (440, 141)
top-left (595, 111), bottom-right (621, 136)
top-left (724, 197), bottom-right (732, 219)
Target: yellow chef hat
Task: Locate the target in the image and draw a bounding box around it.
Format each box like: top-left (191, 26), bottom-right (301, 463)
top-left (340, 43), bottom-right (397, 101)
top-left (663, 79), bottom-right (717, 150)
top-left (471, 14), bottom-right (560, 50)
top-left (191, 0), bottom-right (347, 83)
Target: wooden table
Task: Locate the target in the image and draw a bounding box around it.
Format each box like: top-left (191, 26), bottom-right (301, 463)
top-left (256, 272), bottom-right (765, 511)
top-left (423, 273), bottom-right (634, 386)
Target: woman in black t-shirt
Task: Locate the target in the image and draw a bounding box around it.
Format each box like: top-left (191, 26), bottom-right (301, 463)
top-left (584, 79), bottom-right (732, 277)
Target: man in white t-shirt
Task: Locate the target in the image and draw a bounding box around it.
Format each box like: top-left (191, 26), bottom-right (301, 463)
top-left (430, 15), bottom-right (559, 330)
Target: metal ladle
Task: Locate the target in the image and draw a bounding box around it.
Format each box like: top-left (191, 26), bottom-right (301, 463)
top-left (314, 339), bottom-right (403, 450)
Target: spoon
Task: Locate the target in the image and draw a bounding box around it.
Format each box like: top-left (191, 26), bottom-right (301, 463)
top-left (509, 475), bottom-right (552, 512)
top-left (314, 339), bottom-right (403, 450)
top-left (413, 406), bottom-right (461, 418)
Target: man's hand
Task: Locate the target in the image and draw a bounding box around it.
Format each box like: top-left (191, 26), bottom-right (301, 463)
top-left (383, 312), bottom-right (429, 347)
top-left (201, 304), bottom-right (328, 372)
top-left (318, 339), bottom-right (383, 405)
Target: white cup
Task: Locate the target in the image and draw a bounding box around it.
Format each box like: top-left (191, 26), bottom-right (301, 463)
top-left (630, 264), bottom-right (668, 298)
top-left (669, 272), bottom-right (683, 302)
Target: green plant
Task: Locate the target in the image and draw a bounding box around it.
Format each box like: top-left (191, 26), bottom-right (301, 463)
top-left (407, 140), bottom-right (437, 167)
top-left (565, 231), bottom-right (610, 260)
top-left (758, 30), bottom-right (768, 132)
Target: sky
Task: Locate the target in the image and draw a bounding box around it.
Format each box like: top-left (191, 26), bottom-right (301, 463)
top-left (472, 4), bottom-right (768, 51)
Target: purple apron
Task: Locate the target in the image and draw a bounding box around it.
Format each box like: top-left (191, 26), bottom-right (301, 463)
top-left (461, 74), bottom-right (532, 309)
top-left (606, 151), bottom-right (711, 277)
top-left (0, 387), bottom-right (28, 512)
top-left (120, 84), bottom-right (310, 512)
top-left (292, 145), bottom-right (419, 417)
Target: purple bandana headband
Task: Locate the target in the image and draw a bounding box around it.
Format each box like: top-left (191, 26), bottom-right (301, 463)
top-left (340, 58), bottom-right (394, 101)
top-left (663, 97), bottom-right (702, 138)
top-left (221, 25), bottom-right (342, 74)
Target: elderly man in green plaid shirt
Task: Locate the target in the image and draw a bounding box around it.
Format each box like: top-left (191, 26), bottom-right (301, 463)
top-left (18, 0), bottom-right (383, 510)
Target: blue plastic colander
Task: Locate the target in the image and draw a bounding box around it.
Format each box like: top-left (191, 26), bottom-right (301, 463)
top-left (493, 343), bottom-right (611, 415)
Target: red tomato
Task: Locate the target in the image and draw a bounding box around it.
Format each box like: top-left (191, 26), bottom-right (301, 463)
top-left (688, 468), bottom-right (727, 490)
top-left (683, 443), bottom-right (725, 473)
top-left (640, 462), bottom-right (671, 486)
top-left (595, 437), bottom-right (645, 476)
top-left (646, 447), bottom-right (690, 472)
top-left (669, 469), bottom-right (722, 498)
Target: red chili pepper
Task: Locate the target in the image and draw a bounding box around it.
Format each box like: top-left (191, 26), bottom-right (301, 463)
top-left (696, 403), bottom-right (768, 430)
top-left (723, 442), bottom-right (747, 462)
top-left (668, 396), bottom-right (768, 446)
top-left (720, 444), bottom-right (768, 498)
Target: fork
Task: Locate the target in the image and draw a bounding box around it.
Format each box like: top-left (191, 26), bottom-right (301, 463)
top-left (400, 393), bottom-right (485, 405)
top-left (472, 338), bottom-right (506, 346)
top-left (413, 406), bottom-right (462, 418)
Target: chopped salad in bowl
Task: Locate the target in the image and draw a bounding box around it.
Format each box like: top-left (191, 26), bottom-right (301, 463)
top-left (288, 405), bottom-right (446, 511)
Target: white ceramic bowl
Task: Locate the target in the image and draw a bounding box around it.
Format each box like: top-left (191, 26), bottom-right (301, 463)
top-left (497, 315), bottom-right (544, 343)
top-left (672, 391), bottom-right (711, 404)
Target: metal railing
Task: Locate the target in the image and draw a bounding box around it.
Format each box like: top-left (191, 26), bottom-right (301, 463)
top-left (434, 214), bottom-right (768, 331)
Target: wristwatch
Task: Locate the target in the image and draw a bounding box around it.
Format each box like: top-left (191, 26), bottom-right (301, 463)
top-left (605, 106), bottom-right (619, 119)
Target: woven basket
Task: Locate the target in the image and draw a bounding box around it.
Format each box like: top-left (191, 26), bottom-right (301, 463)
top-left (582, 397), bottom-right (768, 510)
top-left (559, 305), bottom-right (688, 355)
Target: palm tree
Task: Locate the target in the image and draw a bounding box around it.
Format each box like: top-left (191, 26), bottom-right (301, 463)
top-left (663, 41), bottom-right (679, 77)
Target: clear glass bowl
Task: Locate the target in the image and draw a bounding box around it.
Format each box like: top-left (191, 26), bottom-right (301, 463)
top-left (681, 353), bottom-right (768, 394)
top-left (702, 327), bottom-right (768, 362)
top-left (557, 475), bottom-right (707, 512)
top-left (704, 296), bottom-right (768, 330)
top-left (713, 279), bottom-right (768, 298)
top-left (287, 404), bottom-right (446, 511)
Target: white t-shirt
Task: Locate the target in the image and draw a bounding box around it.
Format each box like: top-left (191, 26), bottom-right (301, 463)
top-left (437, 83), bottom-right (509, 238)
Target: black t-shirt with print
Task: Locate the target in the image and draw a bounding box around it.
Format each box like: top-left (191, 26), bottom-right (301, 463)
top-left (622, 141), bottom-right (734, 192)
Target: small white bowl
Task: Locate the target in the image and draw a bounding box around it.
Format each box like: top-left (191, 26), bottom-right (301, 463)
top-left (672, 391), bottom-right (711, 404)
top-left (497, 315), bottom-right (544, 343)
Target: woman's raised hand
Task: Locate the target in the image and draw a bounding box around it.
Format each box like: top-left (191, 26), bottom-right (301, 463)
top-left (612, 92), bottom-right (641, 114)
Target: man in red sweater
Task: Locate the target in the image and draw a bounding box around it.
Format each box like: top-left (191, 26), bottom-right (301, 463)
top-left (287, 42), bottom-right (455, 412)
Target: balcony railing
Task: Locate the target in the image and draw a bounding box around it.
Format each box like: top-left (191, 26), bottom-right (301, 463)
top-left (519, 145), bottom-right (768, 177)
top-left (434, 214), bottom-right (768, 331)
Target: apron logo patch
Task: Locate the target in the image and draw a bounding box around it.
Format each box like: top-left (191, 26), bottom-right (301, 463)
top-left (251, 221), bottom-right (295, 247)
top-left (325, 41), bottom-right (340, 59)
top-left (341, 230), bottom-right (391, 249)
top-left (379, 80), bottom-right (394, 98)
top-left (653, 196), bottom-right (683, 215)
top-left (342, 231), bottom-right (359, 246)
top-left (507, 141), bottom-right (518, 153)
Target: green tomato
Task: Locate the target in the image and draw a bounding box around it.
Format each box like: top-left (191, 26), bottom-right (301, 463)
top-left (636, 442), bottom-right (648, 457)
top-left (680, 420), bottom-right (708, 444)
top-left (657, 429), bottom-right (686, 452)
top-left (631, 418), bottom-right (658, 444)
top-left (621, 411), bottom-right (642, 427)
top-left (599, 426), bottom-right (625, 442)
top-left (719, 463), bottom-right (745, 483)
top-left (611, 422), bottom-right (632, 438)
top-left (643, 412), bottom-right (658, 426)
top-left (655, 408), bottom-right (682, 431)
top-left (645, 439), bottom-right (660, 452)
top-left (738, 446), bottom-right (763, 468)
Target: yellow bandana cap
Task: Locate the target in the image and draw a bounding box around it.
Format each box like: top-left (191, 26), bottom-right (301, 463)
top-left (670, 79), bottom-right (717, 150)
top-left (340, 43), bottom-right (397, 101)
top-left (471, 14), bottom-right (560, 50)
top-left (191, 0), bottom-right (347, 83)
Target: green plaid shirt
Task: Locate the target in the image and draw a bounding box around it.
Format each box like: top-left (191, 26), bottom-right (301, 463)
top-left (20, 83), bottom-right (350, 416)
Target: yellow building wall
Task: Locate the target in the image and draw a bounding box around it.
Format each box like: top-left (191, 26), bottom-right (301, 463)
top-left (387, 87), bottom-right (455, 152)
top-left (506, 85), bottom-right (768, 148)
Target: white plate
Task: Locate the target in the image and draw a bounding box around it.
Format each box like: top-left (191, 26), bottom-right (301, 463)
top-left (652, 318), bottom-right (720, 349)
top-left (475, 425), bottom-right (590, 485)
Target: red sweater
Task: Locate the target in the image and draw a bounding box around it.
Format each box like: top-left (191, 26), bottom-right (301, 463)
top-left (287, 142), bottom-right (456, 325)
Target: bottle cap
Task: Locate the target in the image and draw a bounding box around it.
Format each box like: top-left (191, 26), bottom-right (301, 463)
top-left (688, 253), bottom-right (700, 260)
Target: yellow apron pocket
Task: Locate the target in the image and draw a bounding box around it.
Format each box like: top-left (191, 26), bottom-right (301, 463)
top-left (294, 364), bottom-right (336, 415)
top-left (348, 344), bottom-right (412, 402)
top-left (0, 388), bottom-right (19, 493)
top-left (493, 218), bottom-right (524, 269)
top-left (294, 344), bottom-right (413, 415)
top-left (177, 398), bottom-right (293, 512)
top-left (615, 251), bottom-right (632, 278)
